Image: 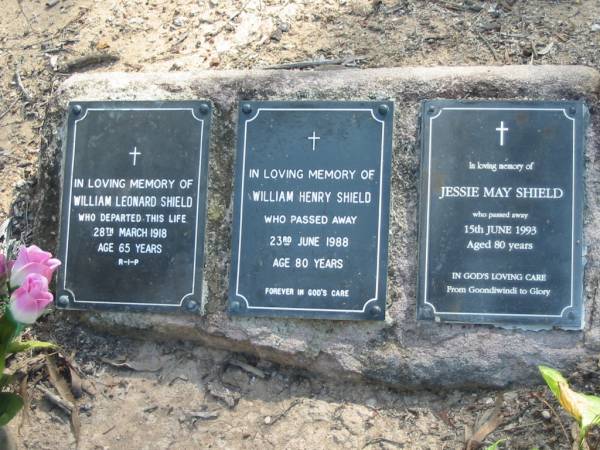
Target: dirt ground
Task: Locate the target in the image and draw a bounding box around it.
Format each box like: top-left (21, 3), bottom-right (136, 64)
top-left (2, 0), bottom-right (600, 448)
top-left (11, 316), bottom-right (600, 450)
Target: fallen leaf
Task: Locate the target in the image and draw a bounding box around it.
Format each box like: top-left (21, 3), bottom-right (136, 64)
top-left (229, 359), bottom-right (266, 379)
top-left (466, 394), bottom-right (504, 450)
top-left (17, 375), bottom-right (29, 432)
top-left (207, 381), bottom-right (240, 408)
top-left (100, 357), bottom-right (162, 372)
top-left (46, 355), bottom-right (80, 444)
top-left (537, 42), bottom-right (554, 56)
top-left (69, 366), bottom-right (83, 399)
top-left (189, 410), bottom-right (219, 420)
top-left (46, 355), bottom-right (75, 404)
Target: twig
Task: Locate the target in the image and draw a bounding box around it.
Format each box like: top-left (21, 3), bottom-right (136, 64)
top-left (102, 425), bottom-right (116, 435)
top-left (436, 1), bottom-right (482, 12)
top-left (476, 31), bottom-right (498, 61)
top-left (100, 356), bottom-right (161, 372)
top-left (192, 0), bottom-right (251, 45)
top-left (264, 56), bottom-right (366, 70)
top-left (37, 385), bottom-right (73, 414)
top-left (59, 52), bottom-right (120, 73)
top-left (530, 39), bottom-right (538, 59)
top-left (229, 359), bottom-right (266, 379)
top-left (16, 0), bottom-right (36, 33)
top-left (172, 32), bottom-right (189, 47)
top-left (500, 419), bottom-right (545, 432)
top-left (0, 13), bottom-right (83, 51)
top-left (189, 410), bottom-right (219, 420)
top-left (533, 392), bottom-right (570, 445)
top-left (53, 8), bottom-right (89, 39)
top-left (228, 0), bottom-right (252, 21)
top-left (0, 98), bottom-right (20, 123)
top-left (265, 399), bottom-right (301, 426)
top-left (14, 64), bottom-right (32, 101)
top-left (18, 375), bottom-right (30, 432)
top-left (363, 437), bottom-right (404, 448)
top-left (42, 46), bottom-right (67, 54)
top-left (168, 375), bottom-right (188, 386)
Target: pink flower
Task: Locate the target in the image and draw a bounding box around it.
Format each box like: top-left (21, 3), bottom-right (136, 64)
top-left (9, 273), bottom-right (53, 324)
top-left (9, 245), bottom-right (61, 288)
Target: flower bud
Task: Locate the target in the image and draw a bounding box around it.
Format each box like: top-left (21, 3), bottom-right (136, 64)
top-left (9, 245), bottom-right (61, 289)
top-left (9, 273), bottom-right (53, 324)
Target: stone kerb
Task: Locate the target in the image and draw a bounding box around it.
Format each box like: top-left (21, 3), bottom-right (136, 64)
top-left (32, 66), bottom-right (600, 389)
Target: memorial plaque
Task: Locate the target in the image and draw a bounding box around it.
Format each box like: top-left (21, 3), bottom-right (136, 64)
top-left (229, 101), bottom-right (393, 320)
top-left (57, 101), bottom-right (211, 312)
top-left (417, 100), bottom-right (586, 328)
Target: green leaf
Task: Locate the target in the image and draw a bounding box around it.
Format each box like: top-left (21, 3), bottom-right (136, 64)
top-left (539, 365), bottom-right (600, 447)
top-left (485, 439), bottom-right (505, 450)
top-left (539, 365), bottom-right (567, 399)
top-left (0, 392), bottom-right (23, 426)
top-left (0, 314), bottom-right (17, 354)
top-left (7, 340), bottom-right (57, 354)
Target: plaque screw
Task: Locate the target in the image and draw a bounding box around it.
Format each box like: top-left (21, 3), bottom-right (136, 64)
top-left (242, 103), bottom-right (252, 114)
top-left (378, 104), bottom-right (389, 116)
top-left (199, 104), bottom-right (210, 115)
top-left (569, 106), bottom-right (576, 115)
top-left (57, 295), bottom-right (69, 308)
top-left (369, 305), bottom-right (382, 317)
top-left (428, 106), bottom-right (435, 114)
top-left (568, 311), bottom-right (576, 320)
top-left (420, 306), bottom-right (434, 320)
top-left (230, 301), bottom-right (241, 312)
top-left (72, 104), bottom-right (82, 115)
top-left (186, 300), bottom-right (199, 312)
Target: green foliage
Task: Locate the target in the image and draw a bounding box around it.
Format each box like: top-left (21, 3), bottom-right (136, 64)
top-left (0, 241), bottom-right (60, 427)
top-left (539, 365), bottom-right (600, 448)
top-left (0, 393), bottom-right (23, 426)
top-left (485, 439), bottom-right (505, 449)
top-left (539, 365), bottom-right (566, 399)
top-left (7, 340), bottom-right (57, 354)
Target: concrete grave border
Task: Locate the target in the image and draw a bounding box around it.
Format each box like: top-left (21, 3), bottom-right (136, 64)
top-left (32, 66), bottom-right (600, 389)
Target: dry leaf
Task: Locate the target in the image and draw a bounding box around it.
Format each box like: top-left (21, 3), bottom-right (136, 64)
top-left (100, 357), bottom-right (162, 372)
top-left (190, 410), bottom-right (219, 420)
top-left (229, 360), bottom-right (266, 379)
top-left (69, 366), bottom-right (83, 399)
top-left (17, 375), bottom-right (29, 433)
top-left (537, 42), bottom-right (554, 56)
top-left (207, 382), bottom-right (240, 408)
top-left (466, 394), bottom-right (504, 450)
top-left (95, 39), bottom-right (110, 50)
top-left (46, 355), bottom-right (80, 444)
top-left (46, 356), bottom-right (75, 404)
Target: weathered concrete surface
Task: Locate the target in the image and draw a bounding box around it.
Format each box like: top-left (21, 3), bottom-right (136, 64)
top-left (33, 66), bottom-right (600, 389)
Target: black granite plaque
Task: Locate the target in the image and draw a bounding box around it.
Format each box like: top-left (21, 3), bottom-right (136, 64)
top-left (417, 100), bottom-right (586, 328)
top-left (57, 101), bottom-right (211, 312)
top-left (229, 101), bottom-right (393, 320)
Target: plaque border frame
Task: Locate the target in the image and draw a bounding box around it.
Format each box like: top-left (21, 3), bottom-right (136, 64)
top-left (57, 101), bottom-right (211, 313)
top-left (229, 101), bottom-right (394, 320)
top-left (417, 100), bottom-right (586, 329)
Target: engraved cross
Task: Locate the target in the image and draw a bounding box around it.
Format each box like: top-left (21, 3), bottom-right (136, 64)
top-left (307, 131), bottom-right (320, 151)
top-left (495, 121), bottom-right (509, 146)
top-left (129, 146), bottom-right (142, 166)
